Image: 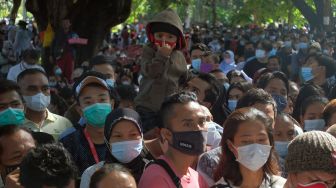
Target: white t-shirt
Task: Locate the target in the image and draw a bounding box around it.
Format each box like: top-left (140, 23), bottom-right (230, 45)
top-left (7, 61), bottom-right (45, 82)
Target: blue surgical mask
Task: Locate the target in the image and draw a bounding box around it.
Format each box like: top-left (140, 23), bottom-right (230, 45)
top-left (224, 83), bottom-right (230, 91)
top-left (274, 141), bottom-right (289, 159)
top-left (228, 99), bottom-right (237, 111)
top-left (192, 58), bottom-right (202, 72)
top-left (0, 108), bottom-right (25, 126)
top-left (301, 67), bottom-right (314, 82)
top-left (304, 119), bottom-right (325, 131)
top-left (272, 94), bottom-right (287, 113)
top-left (83, 103), bottom-right (112, 128)
top-left (298, 42), bottom-right (308, 50)
top-left (255, 49), bottom-right (266, 59)
top-left (111, 139), bottom-right (143, 163)
top-left (23, 93), bottom-right (51, 112)
top-left (55, 68), bottom-right (62, 76)
top-left (106, 79), bottom-right (115, 88)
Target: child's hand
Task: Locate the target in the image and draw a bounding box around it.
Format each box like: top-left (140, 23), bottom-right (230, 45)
top-left (157, 40), bottom-right (175, 57)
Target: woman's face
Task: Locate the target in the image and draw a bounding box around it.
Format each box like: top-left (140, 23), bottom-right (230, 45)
top-left (327, 112), bottom-right (336, 128)
top-left (233, 120), bottom-right (270, 147)
top-left (229, 88), bottom-right (244, 100)
top-left (109, 120), bottom-right (142, 143)
top-left (264, 78), bottom-right (287, 97)
top-left (301, 102), bottom-right (325, 122)
top-left (274, 116), bottom-right (295, 142)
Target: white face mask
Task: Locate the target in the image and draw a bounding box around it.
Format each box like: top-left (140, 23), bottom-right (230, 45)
top-left (236, 143), bottom-right (272, 171)
top-left (23, 92), bottom-right (50, 112)
top-left (304, 119), bottom-right (325, 131)
top-left (111, 140), bottom-right (143, 163)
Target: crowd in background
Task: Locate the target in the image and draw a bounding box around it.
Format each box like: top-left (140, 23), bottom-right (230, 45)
top-left (1, 7), bottom-right (336, 188)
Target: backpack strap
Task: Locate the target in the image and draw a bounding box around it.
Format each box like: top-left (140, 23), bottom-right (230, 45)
top-left (147, 159), bottom-right (182, 188)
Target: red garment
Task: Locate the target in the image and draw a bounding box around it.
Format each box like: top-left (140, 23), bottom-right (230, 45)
top-left (57, 51), bottom-right (74, 83)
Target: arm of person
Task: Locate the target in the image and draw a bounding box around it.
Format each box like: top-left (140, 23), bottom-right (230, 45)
top-left (140, 44), bottom-right (171, 79)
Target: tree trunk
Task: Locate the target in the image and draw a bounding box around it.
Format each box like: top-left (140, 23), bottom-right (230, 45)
top-left (10, 0), bottom-right (21, 23)
top-left (26, 0), bottom-right (131, 66)
top-left (211, 0), bottom-right (217, 26)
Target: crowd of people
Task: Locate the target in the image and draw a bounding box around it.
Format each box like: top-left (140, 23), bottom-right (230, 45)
top-left (1, 7), bottom-right (336, 188)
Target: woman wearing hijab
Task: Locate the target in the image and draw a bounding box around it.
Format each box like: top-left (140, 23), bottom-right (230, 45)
top-left (80, 108), bottom-right (154, 188)
top-left (220, 50), bottom-right (237, 74)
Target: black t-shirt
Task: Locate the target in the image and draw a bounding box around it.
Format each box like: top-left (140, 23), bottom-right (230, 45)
top-left (60, 127), bottom-right (106, 175)
top-left (243, 57), bottom-right (267, 78)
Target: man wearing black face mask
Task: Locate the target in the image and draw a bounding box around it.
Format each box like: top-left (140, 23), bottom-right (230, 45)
top-left (0, 125), bottom-right (36, 187)
top-left (139, 91), bottom-right (209, 188)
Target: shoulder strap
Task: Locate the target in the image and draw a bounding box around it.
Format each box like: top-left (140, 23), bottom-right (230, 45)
top-left (147, 159), bottom-right (182, 188)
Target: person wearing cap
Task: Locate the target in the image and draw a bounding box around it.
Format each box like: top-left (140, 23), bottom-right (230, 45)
top-left (284, 131), bottom-right (336, 188)
top-left (80, 108), bottom-right (154, 188)
top-left (134, 8), bottom-right (188, 136)
top-left (60, 72), bottom-right (115, 175)
top-left (17, 69), bottom-right (72, 140)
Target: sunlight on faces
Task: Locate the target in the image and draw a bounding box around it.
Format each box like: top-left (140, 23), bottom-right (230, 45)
top-left (264, 78), bottom-right (287, 97)
top-left (0, 91), bottom-right (24, 112)
top-left (109, 120), bottom-right (142, 144)
top-left (0, 130), bottom-right (35, 168)
top-left (78, 85), bottom-right (111, 113)
top-left (252, 103), bottom-right (275, 128)
top-left (289, 171), bottom-right (336, 188)
top-left (229, 120), bottom-right (270, 157)
top-left (274, 115), bottom-right (295, 142)
top-left (229, 88), bottom-right (244, 100)
top-left (301, 102), bottom-right (325, 124)
top-left (18, 73), bottom-right (50, 97)
top-left (96, 171), bottom-right (136, 188)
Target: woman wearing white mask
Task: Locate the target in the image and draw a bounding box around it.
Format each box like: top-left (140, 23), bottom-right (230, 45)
top-left (80, 108), bottom-right (154, 188)
top-left (300, 96), bottom-right (328, 131)
top-left (212, 107), bottom-right (285, 188)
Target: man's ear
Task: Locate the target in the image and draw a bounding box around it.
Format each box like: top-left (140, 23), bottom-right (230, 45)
top-left (110, 99), bottom-right (115, 109)
top-left (160, 128), bottom-right (172, 142)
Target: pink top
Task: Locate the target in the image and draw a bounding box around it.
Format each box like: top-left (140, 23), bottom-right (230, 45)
top-left (138, 155), bottom-right (209, 188)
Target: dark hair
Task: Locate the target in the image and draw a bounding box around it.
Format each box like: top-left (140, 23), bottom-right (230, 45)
top-left (0, 126), bottom-right (32, 156)
top-left (226, 70), bottom-right (246, 83)
top-left (213, 107), bottom-right (279, 185)
top-left (292, 84), bottom-right (325, 121)
top-left (0, 79), bottom-right (23, 100)
top-left (89, 55), bottom-right (115, 70)
top-left (323, 99), bottom-right (336, 127)
top-left (190, 43), bottom-right (211, 54)
top-left (304, 53), bottom-right (336, 78)
top-left (256, 71), bottom-right (289, 95)
top-left (116, 85), bottom-right (137, 101)
top-left (89, 163), bottom-right (134, 188)
top-left (17, 68), bottom-right (47, 83)
top-left (236, 88), bottom-right (277, 116)
top-left (259, 40), bottom-right (273, 52)
top-left (160, 91), bottom-right (198, 128)
top-left (20, 144), bottom-right (77, 188)
top-left (300, 95), bottom-right (328, 118)
top-left (197, 73), bottom-right (221, 107)
top-left (22, 49), bottom-right (40, 60)
top-left (50, 91), bottom-right (69, 115)
top-left (227, 82), bottom-right (253, 101)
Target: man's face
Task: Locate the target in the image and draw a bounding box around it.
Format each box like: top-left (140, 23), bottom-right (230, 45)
top-left (267, 58), bottom-right (280, 72)
top-left (191, 49), bottom-right (204, 60)
top-left (18, 73), bottom-right (50, 97)
top-left (184, 77), bottom-right (210, 104)
top-left (0, 91), bottom-right (24, 112)
top-left (92, 64), bottom-right (116, 80)
top-left (78, 85), bottom-right (112, 112)
top-left (0, 130), bottom-right (35, 172)
top-left (166, 102), bottom-right (207, 133)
